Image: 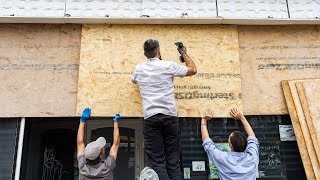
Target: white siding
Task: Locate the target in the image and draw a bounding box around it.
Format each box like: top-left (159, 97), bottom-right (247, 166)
top-left (0, 0), bottom-right (65, 17)
top-left (141, 0), bottom-right (216, 18)
top-left (217, 0), bottom-right (289, 18)
top-left (288, 0), bottom-right (320, 18)
top-left (65, 0), bottom-right (142, 17)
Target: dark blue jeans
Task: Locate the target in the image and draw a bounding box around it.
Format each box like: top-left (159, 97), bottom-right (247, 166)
top-left (144, 114), bottom-right (182, 180)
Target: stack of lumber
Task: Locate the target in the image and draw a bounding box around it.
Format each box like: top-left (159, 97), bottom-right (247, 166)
top-left (282, 79), bottom-right (320, 180)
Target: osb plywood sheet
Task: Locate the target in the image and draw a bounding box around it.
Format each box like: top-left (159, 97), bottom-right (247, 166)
top-left (239, 26), bottom-right (320, 115)
top-left (282, 81), bottom-right (316, 180)
top-left (296, 80), bottom-right (320, 165)
top-left (283, 80), bottom-right (320, 179)
top-left (288, 80), bottom-right (320, 179)
top-left (0, 24), bottom-right (81, 117)
top-left (77, 25), bottom-right (242, 117)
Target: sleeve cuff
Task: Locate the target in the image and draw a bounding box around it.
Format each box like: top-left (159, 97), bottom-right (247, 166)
top-left (202, 137), bottom-right (214, 146)
top-left (247, 136), bottom-right (259, 144)
top-left (182, 66), bottom-right (188, 76)
top-left (77, 154), bottom-right (84, 160)
top-left (247, 136), bottom-right (258, 141)
top-left (131, 65), bottom-right (138, 80)
top-left (131, 73), bottom-right (136, 81)
top-left (109, 155), bottom-right (115, 162)
top-left (106, 155), bottom-right (116, 170)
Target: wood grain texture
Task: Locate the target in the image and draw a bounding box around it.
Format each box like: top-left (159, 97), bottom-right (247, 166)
top-left (77, 25), bottom-right (242, 117)
top-left (296, 80), bottom-right (320, 166)
top-left (282, 80), bottom-right (320, 179)
top-left (281, 81), bottom-right (316, 180)
top-left (240, 26), bottom-right (320, 115)
top-left (0, 24), bottom-right (81, 117)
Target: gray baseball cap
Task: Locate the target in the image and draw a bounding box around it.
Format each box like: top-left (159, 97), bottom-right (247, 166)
top-left (84, 137), bottom-right (106, 160)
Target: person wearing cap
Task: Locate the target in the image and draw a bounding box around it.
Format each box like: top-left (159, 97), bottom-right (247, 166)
top-left (77, 107), bottom-right (122, 180)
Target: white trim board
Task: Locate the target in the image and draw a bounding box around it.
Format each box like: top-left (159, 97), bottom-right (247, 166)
top-left (0, 17), bottom-right (319, 25)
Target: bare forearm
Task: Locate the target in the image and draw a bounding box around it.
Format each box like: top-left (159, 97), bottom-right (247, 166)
top-left (109, 121), bottom-right (120, 159)
top-left (77, 122), bottom-right (85, 145)
top-left (184, 54), bottom-right (197, 75)
top-left (241, 117), bottom-right (255, 137)
top-left (113, 122), bottom-right (120, 146)
top-left (201, 119), bottom-right (209, 141)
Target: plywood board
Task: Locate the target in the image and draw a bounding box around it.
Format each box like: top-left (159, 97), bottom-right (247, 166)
top-left (282, 80), bottom-right (320, 179)
top-left (77, 25), bottom-right (242, 117)
top-left (239, 26), bottom-right (320, 115)
top-left (0, 24), bottom-right (81, 117)
top-left (288, 80), bottom-right (320, 179)
top-left (296, 80), bottom-right (320, 165)
top-left (282, 81), bottom-right (316, 180)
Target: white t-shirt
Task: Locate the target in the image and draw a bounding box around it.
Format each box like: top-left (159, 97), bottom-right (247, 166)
top-left (131, 58), bottom-right (188, 119)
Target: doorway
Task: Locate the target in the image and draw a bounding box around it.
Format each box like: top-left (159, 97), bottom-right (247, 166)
top-left (20, 118), bottom-right (144, 180)
top-left (20, 118), bottom-right (79, 180)
top-left (85, 118), bottom-right (144, 180)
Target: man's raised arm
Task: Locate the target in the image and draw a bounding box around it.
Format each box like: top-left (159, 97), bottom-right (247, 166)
top-left (176, 45), bottom-right (197, 76)
top-left (230, 108), bottom-right (255, 137)
top-left (77, 108), bottom-right (91, 157)
top-left (109, 114), bottom-right (121, 160)
top-left (184, 54), bottom-right (197, 76)
top-left (201, 110), bottom-right (213, 141)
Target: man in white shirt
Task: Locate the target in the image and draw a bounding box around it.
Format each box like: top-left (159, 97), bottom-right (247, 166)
top-left (132, 39), bottom-right (197, 180)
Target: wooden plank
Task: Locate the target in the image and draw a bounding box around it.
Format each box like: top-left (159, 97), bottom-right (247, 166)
top-left (282, 81), bottom-right (316, 180)
top-left (77, 25), bottom-right (242, 117)
top-left (288, 80), bottom-right (320, 179)
top-left (0, 24), bottom-right (81, 117)
top-left (240, 26), bottom-right (320, 115)
top-left (296, 80), bottom-right (320, 165)
top-left (282, 80), bottom-right (320, 180)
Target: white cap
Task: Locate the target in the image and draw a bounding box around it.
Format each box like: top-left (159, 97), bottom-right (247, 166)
top-left (84, 137), bottom-right (106, 160)
top-left (140, 167), bottom-right (159, 180)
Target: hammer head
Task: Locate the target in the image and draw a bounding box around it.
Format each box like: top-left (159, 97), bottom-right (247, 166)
top-left (175, 42), bottom-right (184, 48)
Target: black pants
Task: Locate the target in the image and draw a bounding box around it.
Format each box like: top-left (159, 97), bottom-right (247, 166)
top-left (144, 114), bottom-right (182, 180)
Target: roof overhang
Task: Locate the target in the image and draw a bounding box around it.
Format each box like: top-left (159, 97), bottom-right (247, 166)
top-left (0, 17), bottom-right (319, 25)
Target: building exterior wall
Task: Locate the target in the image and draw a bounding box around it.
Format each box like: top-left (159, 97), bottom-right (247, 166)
top-left (1, 24), bottom-right (320, 117)
top-left (1, 23), bottom-right (318, 180)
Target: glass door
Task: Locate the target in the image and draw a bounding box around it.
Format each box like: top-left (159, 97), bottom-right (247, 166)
top-left (85, 118), bottom-right (144, 180)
